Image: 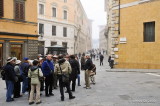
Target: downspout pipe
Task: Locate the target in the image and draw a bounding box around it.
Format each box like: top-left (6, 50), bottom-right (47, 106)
top-left (118, 0), bottom-right (120, 35)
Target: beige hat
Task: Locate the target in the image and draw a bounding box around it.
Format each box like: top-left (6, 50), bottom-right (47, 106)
top-left (16, 60), bottom-right (21, 64)
top-left (53, 55), bottom-right (58, 58)
top-left (7, 57), bottom-right (16, 63)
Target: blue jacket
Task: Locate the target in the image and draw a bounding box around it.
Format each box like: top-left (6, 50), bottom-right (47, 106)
top-left (20, 62), bottom-right (30, 76)
top-left (4, 63), bottom-right (16, 82)
top-left (42, 60), bottom-right (54, 77)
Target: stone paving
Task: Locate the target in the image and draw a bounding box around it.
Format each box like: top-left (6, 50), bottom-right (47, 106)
top-left (1, 56), bottom-right (160, 106)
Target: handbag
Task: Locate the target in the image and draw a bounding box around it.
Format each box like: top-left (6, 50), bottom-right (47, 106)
top-left (59, 64), bottom-right (69, 83)
top-left (38, 68), bottom-right (44, 82)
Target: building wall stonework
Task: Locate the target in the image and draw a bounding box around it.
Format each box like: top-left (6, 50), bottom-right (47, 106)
top-left (105, 0), bottom-right (160, 69)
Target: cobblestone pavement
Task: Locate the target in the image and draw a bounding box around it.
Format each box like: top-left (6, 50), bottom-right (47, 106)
top-left (1, 56), bottom-right (160, 106)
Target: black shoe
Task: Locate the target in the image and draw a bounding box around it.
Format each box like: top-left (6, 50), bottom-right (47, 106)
top-left (61, 98), bottom-right (64, 101)
top-left (78, 85), bottom-right (81, 86)
top-left (36, 101), bottom-right (42, 104)
top-left (49, 93), bottom-right (54, 96)
top-left (46, 94), bottom-right (50, 97)
top-left (14, 96), bottom-right (19, 98)
top-left (29, 102), bottom-right (34, 105)
top-left (69, 96), bottom-right (75, 99)
top-left (65, 91), bottom-right (68, 93)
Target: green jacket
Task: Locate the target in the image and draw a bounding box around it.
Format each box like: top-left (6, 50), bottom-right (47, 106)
top-left (28, 66), bottom-right (43, 84)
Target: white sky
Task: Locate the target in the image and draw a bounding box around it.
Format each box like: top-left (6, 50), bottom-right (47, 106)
top-left (80, 0), bottom-right (106, 39)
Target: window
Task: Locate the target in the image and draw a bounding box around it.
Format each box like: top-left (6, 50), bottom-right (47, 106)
top-left (39, 23), bottom-right (44, 34)
top-left (39, 4), bottom-right (44, 15)
top-left (51, 42), bottom-right (57, 46)
top-left (144, 22), bottom-right (155, 42)
top-left (63, 27), bottom-right (67, 37)
top-left (62, 42), bottom-right (67, 49)
top-left (52, 7), bottom-right (56, 17)
top-left (0, 0), bottom-right (4, 18)
top-left (15, 0), bottom-right (25, 20)
top-left (52, 26), bottom-right (56, 36)
top-left (64, 0), bottom-right (67, 3)
top-left (63, 10), bottom-right (67, 20)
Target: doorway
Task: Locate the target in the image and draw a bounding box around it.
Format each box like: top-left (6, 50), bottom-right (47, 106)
top-left (10, 44), bottom-right (22, 60)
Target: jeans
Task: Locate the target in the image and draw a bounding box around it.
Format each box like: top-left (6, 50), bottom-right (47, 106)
top-left (77, 74), bottom-right (80, 85)
top-left (22, 75), bottom-right (28, 93)
top-left (6, 80), bottom-right (14, 102)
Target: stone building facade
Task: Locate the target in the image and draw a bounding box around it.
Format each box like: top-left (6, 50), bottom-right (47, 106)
top-left (105, 0), bottom-right (160, 69)
top-left (0, 0), bottom-right (38, 66)
top-left (99, 25), bottom-right (107, 53)
top-left (38, 0), bottom-right (92, 55)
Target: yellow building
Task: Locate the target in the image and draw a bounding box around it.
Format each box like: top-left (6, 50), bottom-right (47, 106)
top-left (0, 0), bottom-right (38, 66)
top-left (106, 0), bottom-right (160, 69)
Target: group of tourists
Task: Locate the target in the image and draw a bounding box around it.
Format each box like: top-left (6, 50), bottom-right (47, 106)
top-left (1, 53), bottom-right (97, 105)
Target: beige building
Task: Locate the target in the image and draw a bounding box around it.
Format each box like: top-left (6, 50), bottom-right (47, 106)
top-left (38, 0), bottom-right (92, 55)
top-left (99, 25), bottom-right (107, 53)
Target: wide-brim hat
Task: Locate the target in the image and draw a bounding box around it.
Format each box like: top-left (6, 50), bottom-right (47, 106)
top-left (16, 60), bottom-right (21, 64)
top-left (53, 55), bottom-right (58, 58)
top-left (7, 57), bottom-right (16, 63)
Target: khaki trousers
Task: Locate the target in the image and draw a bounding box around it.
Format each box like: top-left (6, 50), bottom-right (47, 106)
top-left (29, 84), bottom-right (41, 103)
top-left (85, 70), bottom-right (91, 87)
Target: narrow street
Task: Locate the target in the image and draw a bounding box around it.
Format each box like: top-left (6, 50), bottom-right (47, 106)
top-left (0, 56), bottom-right (160, 106)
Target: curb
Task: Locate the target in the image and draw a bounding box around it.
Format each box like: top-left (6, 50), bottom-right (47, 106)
top-left (106, 69), bottom-right (160, 73)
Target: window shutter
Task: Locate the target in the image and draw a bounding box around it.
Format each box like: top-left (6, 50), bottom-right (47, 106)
top-left (0, 0), bottom-right (4, 17)
top-left (15, 2), bottom-right (20, 19)
top-left (19, 2), bottom-right (24, 20)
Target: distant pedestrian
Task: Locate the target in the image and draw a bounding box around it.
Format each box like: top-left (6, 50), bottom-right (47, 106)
top-left (4, 57), bottom-right (17, 102)
top-left (28, 59), bottom-right (43, 105)
top-left (108, 56), bottom-right (114, 69)
top-left (81, 53), bottom-right (85, 71)
top-left (100, 53), bottom-right (104, 66)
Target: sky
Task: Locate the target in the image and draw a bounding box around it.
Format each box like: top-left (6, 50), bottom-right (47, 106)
top-left (80, 0), bottom-right (106, 40)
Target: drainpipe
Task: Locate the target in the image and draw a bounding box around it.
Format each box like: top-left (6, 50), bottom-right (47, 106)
top-left (118, 0), bottom-right (120, 35)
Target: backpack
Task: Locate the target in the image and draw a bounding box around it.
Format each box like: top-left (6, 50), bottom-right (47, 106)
top-left (0, 66), bottom-right (6, 80)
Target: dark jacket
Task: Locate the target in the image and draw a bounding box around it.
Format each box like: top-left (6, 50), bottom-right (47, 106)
top-left (4, 63), bottom-right (16, 82)
top-left (69, 59), bottom-right (80, 80)
top-left (20, 62), bottom-right (30, 76)
top-left (100, 54), bottom-right (104, 60)
top-left (42, 60), bottom-right (54, 77)
top-left (81, 56), bottom-right (85, 70)
top-left (84, 58), bottom-right (93, 70)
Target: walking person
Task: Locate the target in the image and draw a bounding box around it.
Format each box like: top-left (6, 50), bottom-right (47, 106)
top-left (54, 55), bottom-right (75, 101)
top-left (84, 54), bottom-right (93, 89)
top-left (69, 55), bottom-right (80, 91)
top-left (52, 55), bottom-right (58, 89)
top-left (14, 60), bottom-right (22, 98)
top-left (28, 60), bottom-right (43, 105)
top-left (42, 54), bottom-right (54, 97)
top-left (100, 53), bottom-right (104, 66)
top-left (80, 53), bottom-right (85, 71)
top-left (4, 57), bottom-right (17, 102)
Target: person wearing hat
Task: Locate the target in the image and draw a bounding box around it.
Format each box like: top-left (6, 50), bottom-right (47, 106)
top-left (4, 57), bottom-right (17, 102)
top-left (84, 54), bottom-right (93, 89)
top-left (14, 60), bottom-right (22, 98)
top-left (21, 57), bottom-right (31, 95)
